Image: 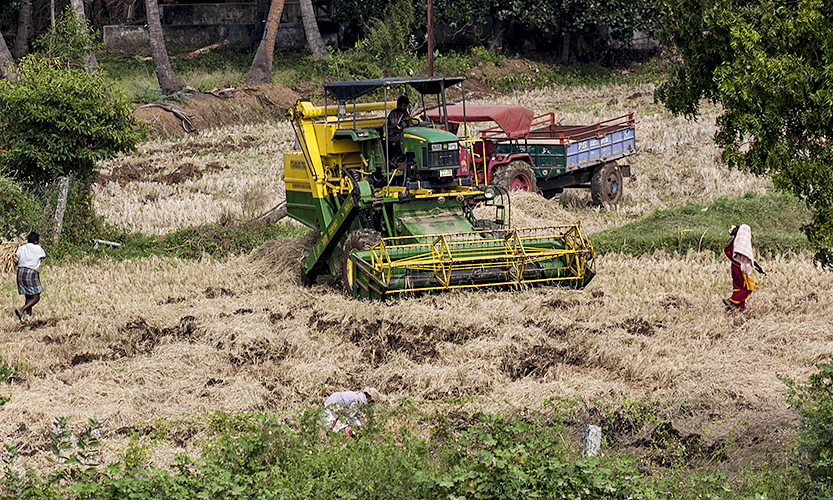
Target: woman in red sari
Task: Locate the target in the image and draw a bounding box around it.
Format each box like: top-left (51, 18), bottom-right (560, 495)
top-left (723, 224), bottom-right (759, 311)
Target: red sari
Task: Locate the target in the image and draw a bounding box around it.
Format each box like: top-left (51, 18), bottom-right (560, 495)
top-left (724, 237), bottom-right (756, 310)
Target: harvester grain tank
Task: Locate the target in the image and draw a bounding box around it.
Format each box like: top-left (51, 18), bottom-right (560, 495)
top-left (283, 76), bottom-right (595, 299)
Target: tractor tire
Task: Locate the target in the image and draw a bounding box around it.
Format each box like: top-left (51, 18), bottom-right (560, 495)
top-left (591, 162), bottom-right (624, 205)
top-left (492, 160), bottom-right (539, 193)
top-left (341, 229), bottom-right (381, 295)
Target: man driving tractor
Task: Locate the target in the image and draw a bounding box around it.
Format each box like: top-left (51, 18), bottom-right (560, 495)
top-left (386, 95), bottom-right (414, 158)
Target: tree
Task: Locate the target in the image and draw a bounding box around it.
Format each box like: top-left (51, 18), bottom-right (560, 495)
top-left (655, 0), bottom-right (833, 266)
top-left (12, 0), bottom-right (33, 60)
top-left (0, 33), bottom-right (16, 82)
top-left (34, 6), bottom-right (104, 70)
top-left (145, 0), bottom-right (182, 96)
top-left (300, 0), bottom-right (327, 58)
top-left (69, 0), bottom-right (99, 72)
top-left (0, 9), bottom-right (143, 188)
top-left (246, 0), bottom-right (286, 85)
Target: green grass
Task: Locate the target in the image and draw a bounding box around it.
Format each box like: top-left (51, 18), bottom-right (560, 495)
top-left (47, 220), bottom-right (307, 263)
top-left (590, 191), bottom-right (810, 258)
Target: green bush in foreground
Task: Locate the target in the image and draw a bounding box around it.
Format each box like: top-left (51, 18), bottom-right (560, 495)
top-left (0, 408), bottom-right (670, 500)
top-left (782, 355), bottom-right (833, 499)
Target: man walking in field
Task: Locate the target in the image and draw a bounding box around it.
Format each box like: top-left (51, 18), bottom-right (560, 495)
top-left (14, 232), bottom-right (46, 322)
top-left (723, 224), bottom-right (764, 311)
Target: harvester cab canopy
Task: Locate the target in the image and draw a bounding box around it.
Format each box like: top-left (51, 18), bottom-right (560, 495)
top-left (322, 76), bottom-right (467, 102)
top-left (321, 76), bottom-right (468, 146)
top-left (425, 104), bottom-right (535, 139)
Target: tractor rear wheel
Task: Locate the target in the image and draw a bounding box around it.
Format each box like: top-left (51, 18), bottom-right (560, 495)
top-left (492, 160), bottom-right (538, 193)
top-left (591, 162), bottom-right (623, 205)
top-left (342, 229), bottom-right (381, 295)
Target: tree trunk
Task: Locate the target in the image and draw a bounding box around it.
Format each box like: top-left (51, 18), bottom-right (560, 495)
top-left (70, 0), bottom-right (99, 72)
top-left (251, 0), bottom-right (270, 52)
top-left (12, 0), bottom-right (34, 60)
top-left (246, 0), bottom-right (286, 85)
top-left (0, 33), bottom-right (17, 82)
top-left (145, 0), bottom-right (182, 96)
top-left (299, 0), bottom-right (326, 58)
top-left (488, 18), bottom-right (506, 53)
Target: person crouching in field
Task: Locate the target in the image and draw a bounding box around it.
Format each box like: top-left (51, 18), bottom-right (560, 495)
top-left (322, 387), bottom-right (382, 439)
top-left (723, 224), bottom-right (765, 311)
top-left (14, 232), bottom-right (46, 322)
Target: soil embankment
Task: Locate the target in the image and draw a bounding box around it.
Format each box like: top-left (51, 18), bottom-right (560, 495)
top-left (132, 83), bottom-right (301, 137)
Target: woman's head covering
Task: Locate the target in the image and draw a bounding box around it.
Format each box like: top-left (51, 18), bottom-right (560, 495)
top-left (363, 387), bottom-right (383, 402)
top-left (732, 224), bottom-right (754, 275)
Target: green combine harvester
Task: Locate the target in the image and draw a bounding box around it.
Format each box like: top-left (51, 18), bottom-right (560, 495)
top-left (283, 76), bottom-right (595, 299)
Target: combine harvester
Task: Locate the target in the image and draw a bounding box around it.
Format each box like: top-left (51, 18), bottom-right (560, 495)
top-left (283, 76), bottom-right (595, 299)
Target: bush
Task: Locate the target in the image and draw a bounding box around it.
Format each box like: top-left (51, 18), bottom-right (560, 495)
top-left (0, 176), bottom-right (34, 241)
top-left (326, 0), bottom-right (420, 80)
top-left (0, 8), bottom-right (143, 188)
top-left (783, 355), bottom-right (833, 497)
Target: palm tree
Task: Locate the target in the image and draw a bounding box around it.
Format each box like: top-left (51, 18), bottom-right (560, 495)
top-left (70, 0), bottom-right (99, 72)
top-left (145, 0), bottom-right (182, 96)
top-left (299, 0), bottom-right (327, 58)
top-left (0, 33), bottom-right (17, 81)
top-left (246, 0), bottom-right (286, 85)
top-left (12, 0), bottom-right (33, 60)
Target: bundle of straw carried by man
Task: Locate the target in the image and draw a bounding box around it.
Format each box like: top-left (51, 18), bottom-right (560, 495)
top-left (1, 240), bottom-right (23, 273)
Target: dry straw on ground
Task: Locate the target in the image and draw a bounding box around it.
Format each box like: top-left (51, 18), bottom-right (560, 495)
top-left (1, 84), bottom-right (828, 478)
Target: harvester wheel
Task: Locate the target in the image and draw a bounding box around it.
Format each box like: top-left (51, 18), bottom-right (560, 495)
top-left (492, 160), bottom-right (538, 193)
top-left (591, 162), bottom-right (623, 205)
top-left (341, 229), bottom-right (381, 295)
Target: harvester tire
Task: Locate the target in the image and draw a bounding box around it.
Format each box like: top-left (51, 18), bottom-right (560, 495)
top-left (342, 229), bottom-right (381, 295)
top-left (492, 160), bottom-right (539, 193)
top-left (591, 162), bottom-right (623, 205)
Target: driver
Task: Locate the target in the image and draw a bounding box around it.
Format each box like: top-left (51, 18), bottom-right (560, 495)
top-left (386, 96), bottom-right (414, 155)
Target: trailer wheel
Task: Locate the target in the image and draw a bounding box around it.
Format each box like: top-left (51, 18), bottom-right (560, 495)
top-left (591, 162), bottom-right (623, 205)
top-left (342, 229), bottom-right (382, 295)
top-left (493, 160), bottom-right (538, 193)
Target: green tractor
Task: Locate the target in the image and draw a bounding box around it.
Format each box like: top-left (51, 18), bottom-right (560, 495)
top-left (283, 76), bottom-right (594, 299)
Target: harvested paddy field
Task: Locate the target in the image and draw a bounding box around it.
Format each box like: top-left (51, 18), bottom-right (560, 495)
top-left (1, 83), bottom-right (830, 480)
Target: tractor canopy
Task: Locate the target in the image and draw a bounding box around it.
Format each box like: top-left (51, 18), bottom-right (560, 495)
top-left (425, 105), bottom-right (535, 139)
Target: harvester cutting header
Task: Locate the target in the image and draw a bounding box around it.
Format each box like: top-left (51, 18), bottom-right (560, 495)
top-left (283, 76), bottom-right (595, 299)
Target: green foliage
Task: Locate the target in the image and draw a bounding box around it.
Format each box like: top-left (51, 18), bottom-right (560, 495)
top-left (33, 6), bottom-right (103, 68)
top-left (0, 176), bottom-right (34, 241)
top-left (782, 355), bottom-right (833, 496)
top-left (0, 9), bottom-right (143, 188)
top-left (0, 54), bottom-right (142, 186)
top-left (0, 407), bottom-right (668, 500)
top-left (325, 0), bottom-right (420, 80)
top-left (64, 220), bottom-right (306, 262)
top-left (432, 0), bottom-right (657, 57)
top-left (131, 81), bottom-right (189, 104)
top-left (654, 0), bottom-right (833, 267)
top-left (590, 191), bottom-right (809, 257)
top-left (0, 355), bottom-right (19, 408)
